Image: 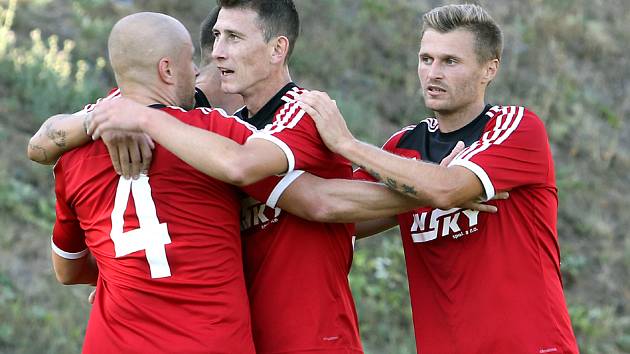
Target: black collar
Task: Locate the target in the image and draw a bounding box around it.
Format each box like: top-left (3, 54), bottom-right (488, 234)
top-left (148, 87), bottom-right (210, 111)
top-left (194, 87), bottom-right (212, 108)
top-left (434, 104), bottom-right (492, 142)
top-left (235, 82), bottom-right (298, 129)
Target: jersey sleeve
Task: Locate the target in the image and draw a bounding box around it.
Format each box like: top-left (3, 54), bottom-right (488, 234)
top-left (246, 101), bottom-right (337, 173)
top-left (194, 107), bottom-right (257, 144)
top-left (353, 125), bottom-right (415, 182)
top-left (52, 159), bottom-right (89, 259)
top-left (240, 171), bottom-right (306, 208)
top-left (449, 106), bottom-right (552, 200)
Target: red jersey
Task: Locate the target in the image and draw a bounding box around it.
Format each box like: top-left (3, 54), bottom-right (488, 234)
top-left (237, 83), bottom-right (363, 354)
top-left (355, 105), bottom-right (578, 354)
top-left (53, 104), bottom-right (258, 354)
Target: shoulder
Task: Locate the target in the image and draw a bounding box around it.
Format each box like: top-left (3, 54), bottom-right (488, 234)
top-left (486, 105), bottom-right (544, 127)
top-left (163, 106), bottom-right (258, 133)
top-left (80, 88), bottom-right (120, 114)
top-left (484, 105), bottom-right (547, 137)
top-left (382, 124), bottom-right (417, 149)
top-left (265, 87), bottom-right (310, 132)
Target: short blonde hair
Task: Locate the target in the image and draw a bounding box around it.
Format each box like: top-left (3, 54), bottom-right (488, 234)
top-left (421, 4), bottom-right (503, 63)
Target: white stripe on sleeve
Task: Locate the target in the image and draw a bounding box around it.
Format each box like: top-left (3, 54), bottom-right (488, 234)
top-left (51, 236), bottom-right (89, 259)
top-left (266, 170), bottom-right (306, 208)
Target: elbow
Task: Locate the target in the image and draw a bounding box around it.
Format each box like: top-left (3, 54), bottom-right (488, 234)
top-left (55, 271), bottom-right (80, 285)
top-left (223, 164), bottom-right (251, 187)
top-left (27, 137), bottom-right (53, 165)
top-left (222, 156), bottom-right (268, 186)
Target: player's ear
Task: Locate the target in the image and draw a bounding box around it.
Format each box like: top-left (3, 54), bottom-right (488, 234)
top-left (481, 58), bottom-right (499, 85)
top-left (269, 36), bottom-right (289, 65)
top-left (158, 57), bottom-right (176, 84)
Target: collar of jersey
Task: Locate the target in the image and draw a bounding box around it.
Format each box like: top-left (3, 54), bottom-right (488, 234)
top-left (435, 104), bottom-right (492, 142)
top-left (235, 82), bottom-right (298, 130)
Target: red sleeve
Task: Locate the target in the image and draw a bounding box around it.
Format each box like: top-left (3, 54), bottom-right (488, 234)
top-left (52, 158), bottom-right (89, 259)
top-left (353, 125), bottom-right (416, 182)
top-left (247, 101), bottom-right (337, 172)
top-left (191, 107), bottom-right (256, 144)
top-left (450, 106), bottom-right (552, 199)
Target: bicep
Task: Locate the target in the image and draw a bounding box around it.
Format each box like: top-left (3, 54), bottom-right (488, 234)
top-left (275, 172), bottom-right (325, 220)
top-left (239, 138), bottom-right (290, 184)
top-left (447, 165), bottom-right (486, 202)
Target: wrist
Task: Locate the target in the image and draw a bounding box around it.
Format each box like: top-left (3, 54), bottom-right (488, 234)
top-left (336, 137), bottom-right (359, 157)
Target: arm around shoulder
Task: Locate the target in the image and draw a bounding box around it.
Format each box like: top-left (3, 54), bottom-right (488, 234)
top-left (28, 113), bottom-right (90, 164)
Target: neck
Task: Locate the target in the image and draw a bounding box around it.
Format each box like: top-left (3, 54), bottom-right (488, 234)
top-left (119, 81), bottom-right (179, 108)
top-left (242, 66), bottom-right (291, 116)
top-left (435, 100), bottom-right (486, 133)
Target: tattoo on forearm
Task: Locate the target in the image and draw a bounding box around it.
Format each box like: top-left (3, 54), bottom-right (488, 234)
top-left (362, 165), bottom-right (419, 197)
top-left (385, 178), bottom-right (398, 190)
top-left (402, 184), bottom-right (418, 197)
top-left (44, 122), bottom-right (67, 148)
top-left (361, 166), bottom-right (382, 181)
top-left (29, 143), bottom-right (49, 162)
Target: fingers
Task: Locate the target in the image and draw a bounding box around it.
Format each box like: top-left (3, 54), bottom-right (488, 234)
top-left (440, 141), bottom-right (465, 167)
top-left (128, 139), bottom-right (142, 179)
top-left (466, 202), bottom-right (498, 213)
top-left (452, 141), bottom-right (465, 155)
top-left (88, 289), bottom-right (96, 304)
top-left (117, 142), bottom-right (131, 179)
top-left (144, 134), bottom-right (155, 150)
top-left (139, 135), bottom-right (154, 174)
top-left (104, 139), bottom-right (122, 175)
top-left (493, 191), bottom-right (510, 200)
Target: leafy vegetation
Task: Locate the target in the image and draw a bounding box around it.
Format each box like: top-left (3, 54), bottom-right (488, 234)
top-left (1, 0), bottom-right (628, 353)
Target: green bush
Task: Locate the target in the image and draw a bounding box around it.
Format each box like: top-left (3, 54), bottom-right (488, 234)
top-left (0, 0), bottom-right (106, 124)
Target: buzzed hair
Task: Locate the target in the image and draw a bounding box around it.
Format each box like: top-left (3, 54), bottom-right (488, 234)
top-left (217, 0), bottom-right (300, 61)
top-left (421, 4), bottom-right (503, 63)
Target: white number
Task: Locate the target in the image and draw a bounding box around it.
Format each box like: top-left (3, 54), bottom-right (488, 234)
top-left (110, 175), bottom-right (172, 278)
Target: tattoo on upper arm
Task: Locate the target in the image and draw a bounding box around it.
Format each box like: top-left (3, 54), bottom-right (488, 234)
top-left (44, 122), bottom-right (67, 148)
top-left (29, 143), bottom-right (49, 162)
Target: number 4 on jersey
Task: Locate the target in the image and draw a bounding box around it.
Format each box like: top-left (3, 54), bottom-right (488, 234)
top-left (110, 175), bottom-right (172, 278)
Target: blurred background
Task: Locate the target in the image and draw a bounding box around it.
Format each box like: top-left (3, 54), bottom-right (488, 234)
top-left (0, 0), bottom-right (628, 353)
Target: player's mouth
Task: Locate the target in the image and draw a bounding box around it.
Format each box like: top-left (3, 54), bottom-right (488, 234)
top-left (218, 67), bottom-right (235, 77)
top-left (426, 85), bottom-right (447, 97)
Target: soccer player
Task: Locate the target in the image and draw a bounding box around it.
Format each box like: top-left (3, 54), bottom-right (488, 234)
top-left (297, 4), bottom-right (579, 353)
top-left (51, 12), bottom-right (257, 353)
